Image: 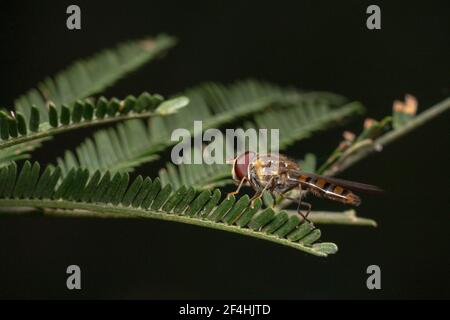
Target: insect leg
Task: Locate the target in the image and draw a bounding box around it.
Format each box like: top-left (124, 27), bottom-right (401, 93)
top-left (301, 201), bottom-right (312, 219)
top-left (295, 183), bottom-right (312, 223)
top-left (280, 185), bottom-right (312, 223)
top-left (249, 192), bottom-right (261, 202)
top-left (227, 177), bottom-right (247, 198)
top-left (298, 184), bottom-right (315, 222)
top-left (250, 176), bottom-right (275, 205)
top-left (260, 176), bottom-right (275, 194)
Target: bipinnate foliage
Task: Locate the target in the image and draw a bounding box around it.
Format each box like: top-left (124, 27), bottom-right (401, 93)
top-left (0, 95), bottom-right (189, 166)
top-left (1, 33), bottom-right (448, 257)
top-left (0, 161), bottom-right (337, 257)
top-left (59, 79), bottom-right (363, 175)
top-left (14, 34), bottom-right (176, 121)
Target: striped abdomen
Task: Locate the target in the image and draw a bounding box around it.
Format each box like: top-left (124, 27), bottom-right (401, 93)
top-left (297, 175), bottom-right (361, 206)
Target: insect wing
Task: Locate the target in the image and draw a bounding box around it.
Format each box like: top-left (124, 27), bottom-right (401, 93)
top-left (288, 170), bottom-right (384, 194)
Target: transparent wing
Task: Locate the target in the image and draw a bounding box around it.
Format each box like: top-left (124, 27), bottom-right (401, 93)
top-left (289, 170), bottom-right (384, 194)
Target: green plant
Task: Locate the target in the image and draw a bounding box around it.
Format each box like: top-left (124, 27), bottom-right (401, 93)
top-left (1, 34), bottom-right (448, 257)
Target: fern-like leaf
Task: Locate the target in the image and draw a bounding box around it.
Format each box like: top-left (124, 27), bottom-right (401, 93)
top-left (0, 161), bottom-right (338, 257)
top-left (14, 34), bottom-right (176, 121)
top-left (60, 80), bottom-right (362, 175)
top-left (0, 139), bottom-right (49, 169)
top-left (157, 99), bottom-right (363, 190)
top-left (56, 119), bottom-right (157, 176)
top-left (159, 162), bottom-right (232, 190)
top-left (150, 79), bottom-right (356, 143)
top-left (246, 100), bottom-right (364, 149)
top-left (0, 95), bottom-right (189, 154)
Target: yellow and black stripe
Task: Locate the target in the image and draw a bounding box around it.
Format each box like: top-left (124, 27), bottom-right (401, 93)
top-left (298, 175), bottom-right (361, 206)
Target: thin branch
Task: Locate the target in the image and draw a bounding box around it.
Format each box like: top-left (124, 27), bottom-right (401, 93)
top-left (292, 209), bottom-right (377, 227)
top-left (325, 97), bottom-right (450, 176)
top-left (277, 97), bottom-right (450, 214)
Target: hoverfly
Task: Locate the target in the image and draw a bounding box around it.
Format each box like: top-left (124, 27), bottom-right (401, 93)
top-left (229, 151), bottom-right (383, 221)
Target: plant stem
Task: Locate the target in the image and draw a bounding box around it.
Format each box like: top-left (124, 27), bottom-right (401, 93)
top-left (296, 210), bottom-right (377, 227)
top-left (0, 199), bottom-right (335, 257)
top-left (44, 208), bottom-right (376, 226)
top-left (278, 97), bottom-right (450, 213)
top-left (0, 111), bottom-right (162, 150)
top-left (325, 97), bottom-right (450, 175)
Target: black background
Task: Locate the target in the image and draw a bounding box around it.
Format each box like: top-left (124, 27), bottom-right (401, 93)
top-left (0, 0), bottom-right (449, 299)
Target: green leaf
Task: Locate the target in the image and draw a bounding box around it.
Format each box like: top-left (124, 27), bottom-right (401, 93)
top-left (246, 100), bottom-right (364, 150)
top-left (71, 101), bottom-right (83, 123)
top-left (0, 118), bottom-right (9, 140)
top-left (16, 113), bottom-right (27, 135)
top-left (55, 96), bottom-right (189, 176)
top-left (147, 80), bottom-right (354, 153)
top-left (300, 153), bottom-right (316, 173)
top-left (159, 162), bottom-right (232, 190)
top-left (155, 97), bottom-right (190, 115)
top-left (48, 104), bottom-right (59, 127)
top-left (1, 35), bottom-right (177, 166)
top-left (83, 101), bottom-right (94, 120)
top-left (0, 95), bottom-right (188, 166)
top-left (107, 98), bottom-right (120, 117)
top-left (29, 106), bottom-right (40, 132)
top-left (60, 105), bottom-right (71, 125)
top-left (8, 118), bottom-right (18, 138)
top-left (14, 34), bottom-right (176, 121)
top-left (156, 97), bottom-right (363, 190)
top-left (57, 79), bottom-right (361, 178)
top-left (61, 79), bottom-right (301, 173)
top-left (56, 119), bottom-right (158, 176)
top-left (0, 161), bottom-right (338, 257)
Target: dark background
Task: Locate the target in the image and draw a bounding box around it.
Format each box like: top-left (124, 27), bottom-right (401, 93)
top-left (0, 0), bottom-right (448, 299)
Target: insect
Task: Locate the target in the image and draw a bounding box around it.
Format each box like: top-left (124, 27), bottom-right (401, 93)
top-left (229, 151), bottom-right (383, 221)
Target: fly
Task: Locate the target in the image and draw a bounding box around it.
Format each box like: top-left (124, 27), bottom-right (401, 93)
top-left (229, 151), bottom-right (383, 222)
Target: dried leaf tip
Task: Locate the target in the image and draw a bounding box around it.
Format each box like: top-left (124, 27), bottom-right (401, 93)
top-left (343, 130), bottom-right (356, 142)
top-left (404, 94), bottom-right (418, 115)
top-left (392, 94), bottom-right (418, 115)
top-left (363, 118), bottom-right (377, 129)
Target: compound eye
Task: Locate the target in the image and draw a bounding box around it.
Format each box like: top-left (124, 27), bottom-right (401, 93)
top-left (234, 161), bottom-right (248, 181)
top-left (233, 151), bottom-right (255, 181)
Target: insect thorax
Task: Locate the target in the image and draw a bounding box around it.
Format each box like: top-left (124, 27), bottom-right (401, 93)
top-left (248, 153), bottom-right (299, 193)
